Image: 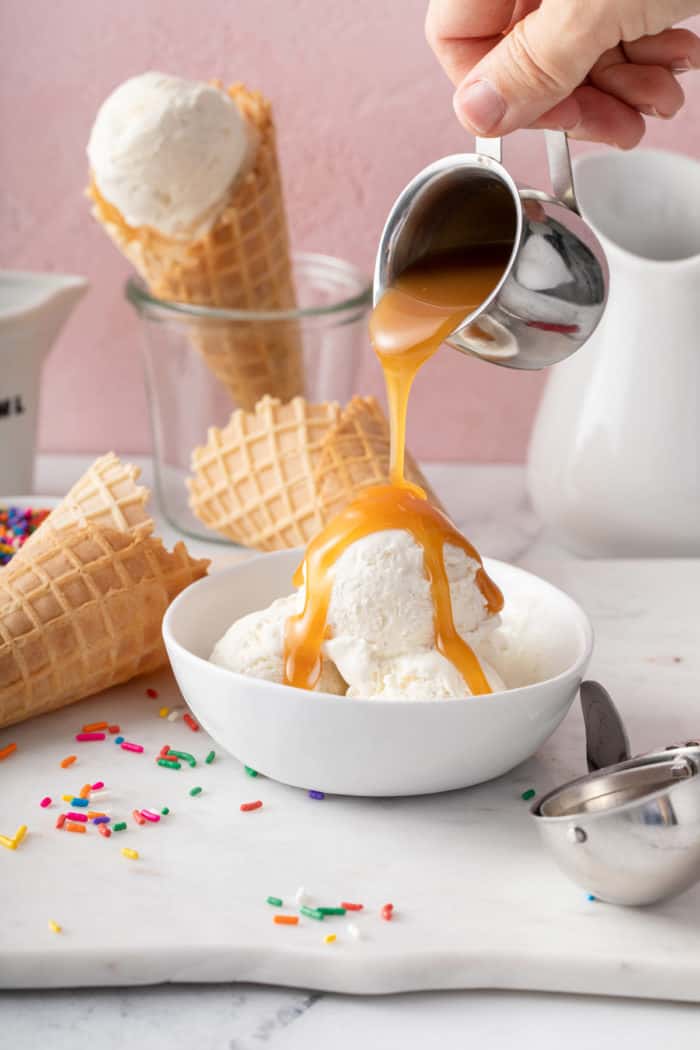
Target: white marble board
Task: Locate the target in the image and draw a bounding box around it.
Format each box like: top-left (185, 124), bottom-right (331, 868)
top-left (1, 557), bottom-right (699, 1001)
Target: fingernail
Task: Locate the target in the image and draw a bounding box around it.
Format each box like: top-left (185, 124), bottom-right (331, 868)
top-left (671, 58), bottom-right (693, 73)
top-left (639, 104), bottom-right (660, 117)
top-left (454, 80), bottom-right (506, 134)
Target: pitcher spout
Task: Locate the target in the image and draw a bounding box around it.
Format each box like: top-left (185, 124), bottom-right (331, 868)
top-left (0, 271), bottom-right (89, 362)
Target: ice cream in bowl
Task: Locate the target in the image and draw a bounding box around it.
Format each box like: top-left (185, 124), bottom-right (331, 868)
top-left (163, 235), bottom-right (593, 796)
top-left (162, 549), bottom-right (592, 796)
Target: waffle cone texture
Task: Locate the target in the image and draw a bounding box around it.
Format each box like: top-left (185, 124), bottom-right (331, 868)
top-left (188, 395), bottom-right (441, 551)
top-left (0, 454), bottom-right (209, 729)
top-left (88, 83), bottom-right (303, 409)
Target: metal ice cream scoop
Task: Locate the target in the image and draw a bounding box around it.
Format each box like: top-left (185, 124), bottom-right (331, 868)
top-left (531, 681), bottom-right (700, 906)
top-left (374, 132), bottom-right (608, 369)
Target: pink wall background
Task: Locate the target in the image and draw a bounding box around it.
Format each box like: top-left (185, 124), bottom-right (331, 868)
top-left (3, 1), bottom-right (700, 461)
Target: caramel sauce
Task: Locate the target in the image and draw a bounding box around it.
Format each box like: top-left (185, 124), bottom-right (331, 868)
top-left (285, 246), bottom-right (509, 695)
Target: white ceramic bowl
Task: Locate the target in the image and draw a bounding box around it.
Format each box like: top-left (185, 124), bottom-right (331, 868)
top-left (163, 551), bottom-right (593, 796)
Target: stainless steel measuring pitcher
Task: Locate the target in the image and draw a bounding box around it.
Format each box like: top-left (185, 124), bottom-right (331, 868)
top-left (373, 132), bottom-right (608, 370)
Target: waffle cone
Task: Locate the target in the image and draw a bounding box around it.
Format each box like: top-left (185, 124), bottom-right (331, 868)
top-left (187, 396), bottom-right (341, 551)
top-left (0, 456), bottom-right (209, 729)
top-left (187, 395), bottom-right (441, 550)
top-left (88, 83), bottom-right (304, 409)
top-left (314, 396), bottom-right (443, 519)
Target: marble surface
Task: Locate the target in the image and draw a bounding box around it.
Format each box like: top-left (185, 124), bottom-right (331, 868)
top-left (2, 455), bottom-right (699, 1045)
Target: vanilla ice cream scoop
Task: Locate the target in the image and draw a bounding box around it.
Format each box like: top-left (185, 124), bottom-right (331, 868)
top-left (210, 594), bottom-right (346, 695)
top-left (88, 72), bottom-right (252, 238)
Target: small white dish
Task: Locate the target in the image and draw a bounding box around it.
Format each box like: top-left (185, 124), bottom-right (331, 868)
top-left (163, 551), bottom-right (593, 796)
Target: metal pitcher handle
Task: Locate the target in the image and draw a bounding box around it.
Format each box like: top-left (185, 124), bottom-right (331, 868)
top-left (476, 131), bottom-right (579, 213)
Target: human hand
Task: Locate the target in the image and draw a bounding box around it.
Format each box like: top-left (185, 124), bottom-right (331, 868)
top-left (426, 0), bottom-right (700, 147)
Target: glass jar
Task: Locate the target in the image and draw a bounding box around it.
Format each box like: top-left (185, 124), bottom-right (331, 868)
top-left (127, 252), bottom-right (372, 543)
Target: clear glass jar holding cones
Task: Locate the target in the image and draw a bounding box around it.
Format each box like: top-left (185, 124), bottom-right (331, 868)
top-left (127, 252), bottom-right (372, 544)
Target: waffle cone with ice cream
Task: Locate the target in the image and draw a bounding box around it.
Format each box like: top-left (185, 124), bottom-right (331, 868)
top-left (87, 75), bottom-right (303, 409)
top-left (187, 394), bottom-right (441, 550)
top-left (0, 453), bottom-right (209, 730)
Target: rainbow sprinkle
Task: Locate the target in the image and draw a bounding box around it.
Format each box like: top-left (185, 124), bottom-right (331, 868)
top-left (121, 847), bottom-right (139, 860)
top-left (39, 797), bottom-right (52, 809)
top-left (48, 920), bottom-right (62, 934)
top-left (0, 743), bottom-right (17, 761)
top-left (0, 506), bottom-right (50, 565)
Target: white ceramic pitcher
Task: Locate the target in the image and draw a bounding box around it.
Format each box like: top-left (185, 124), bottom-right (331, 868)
top-left (0, 272), bottom-right (88, 495)
top-left (527, 149), bottom-right (700, 556)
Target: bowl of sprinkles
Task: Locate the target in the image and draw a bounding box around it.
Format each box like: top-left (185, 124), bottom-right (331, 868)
top-left (0, 503), bottom-right (53, 565)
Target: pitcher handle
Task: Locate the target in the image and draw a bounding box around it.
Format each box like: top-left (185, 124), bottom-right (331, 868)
top-left (476, 131), bottom-right (579, 213)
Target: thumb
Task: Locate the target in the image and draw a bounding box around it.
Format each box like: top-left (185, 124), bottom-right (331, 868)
top-left (453, 1), bottom-right (611, 134)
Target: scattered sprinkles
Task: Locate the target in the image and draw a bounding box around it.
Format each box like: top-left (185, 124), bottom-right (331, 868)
top-left (183, 713), bottom-right (199, 732)
top-left (521, 788), bottom-right (536, 801)
top-left (308, 790), bottom-right (325, 800)
top-left (318, 907), bottom-right (346, 916)
top-left (240, 800), bottom-right (263, 812)
top-left (121, 741), bottom-right (144, 754)
top-left (98, 825), bottom-right (112, 839)
top-left (60, 755), bottom-right (77, 769)
top-left (55, 814), bottom-right (66, 829)
top-left (65, 822), bottom-right (86, 834)
top-left (140, 810), bottom-right (160, 823)
top-left (79, 783), bottom-right (92, 798)
top-left (108, 725), bottom-right (120, 735)
top-left (146, 688), bottom-right (159, 699)
top-left (112, 822), bottom-right (127, 832)
top-left (168, 749), bottom-right (196, 767)
top-left (381, 903), bottom-right (394, 921)
top-left (70, 797), bottom-right (89, 808)
top-left (205, 751), bottom-right (216, 765)
top-left (274, 915), bottom-right (298, 926)
top-left (132, 809), bottom-right (146, 826)
top-left (40, 797), bottom-right (52, 809)
top-left (66, 812), bottom-right (88, 823)
top-left (587, 894), bottom-right (597, 902)
top-left (166, 709), bottom-right (183, 722)
top-left (48, 920), bottom-right (62, 934)
top-left (121, 847), bottom-right (139, 860)
top-left (341, 902), bottom-right (364, 911)
top-left (92, 781), bottom-right (105, 791)
top-left (189, 786), bottom-right (202, 797)
top-left (93, 816), bottom-right (111, 825)
top-left (82, 721), bottom-right (108, 733)
top-left (0, 743), bottom-right (17, 761)
top-left (244, 766), bottom-right (258, 777)
top-left (160, 807), bottom-right (170, 816)
top-left (158, 707), bottom-right (169, 718)
top-left (323, 934), bottom-right (337, 945)
top-left (267, 896), bottom-right (283, 907)
top-left (76, 732), bottom-right (106, 742)
top-left (114, 736), bottom-right (125, 745)
top-left (346, 922), bottom-right (361, 941)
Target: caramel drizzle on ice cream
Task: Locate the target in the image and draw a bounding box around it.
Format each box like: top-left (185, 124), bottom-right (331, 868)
top-left (285, 246), bottom-right (509, 694)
